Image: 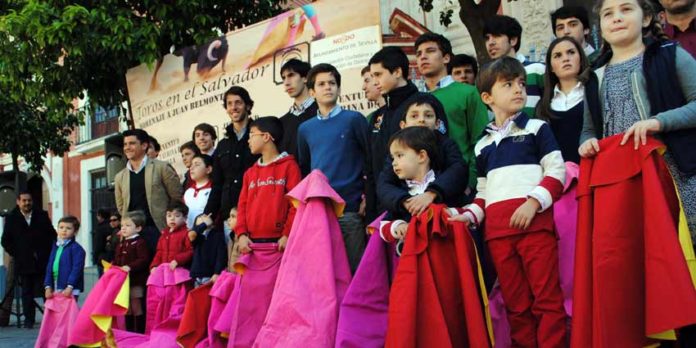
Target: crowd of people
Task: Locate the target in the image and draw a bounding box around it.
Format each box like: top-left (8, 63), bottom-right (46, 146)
top-left (5, 0), bottom-right (696, 346)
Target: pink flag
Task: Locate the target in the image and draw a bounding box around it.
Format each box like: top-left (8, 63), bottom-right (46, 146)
top-left (69, 267), bottom-right (129, 346)
top-left (253, 170), bottom-right (352, 348)
top-left (197, 270), bottom-right (237, 348)
top-left (554, 162), bottom-right (580, 317)
top-left (36, 295), bottom-right (79, 348)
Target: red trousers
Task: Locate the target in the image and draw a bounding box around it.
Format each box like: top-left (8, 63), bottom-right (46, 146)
top-left (487, 231), bottom-right (567, 348)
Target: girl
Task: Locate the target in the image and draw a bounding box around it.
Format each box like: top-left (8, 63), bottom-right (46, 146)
top-left (537, 36), bottom-right (594, 164)
top-left (579, 0), bottom-right (696, 232)
top-left (44, 215), bottom-right (86, 300)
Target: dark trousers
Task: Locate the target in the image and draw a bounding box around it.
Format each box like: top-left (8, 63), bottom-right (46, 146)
top-left (19, 274), bottom-right (42, 324)
top-left (338, 212), bottom-right (366, 274)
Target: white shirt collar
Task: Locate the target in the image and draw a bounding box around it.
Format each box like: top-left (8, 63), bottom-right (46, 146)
top-left (420, 75), bottom-right (456, 92)
top-left (406, 170), bottom-right (436, 196)
top-left (290, 97), bottom-right (315, 116)
top-left (584, 44), bottom-right (596, 56)
top-left (127, 156), bottom-right (148, 174)
top-left (317, 105), bottom-right (342, 120)
top-left (515, 52), bottom-right (528, 64)
top-left (126, 233), bottom-right (139, 240)
top-left (551, 82), bottom-right (585, 112)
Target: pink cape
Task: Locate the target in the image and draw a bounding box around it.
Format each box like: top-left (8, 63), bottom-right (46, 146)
top-left (336, 213), bottom-right (396, 348)
top-left (36, 295), bottom-right (79, 348)
top-left (113, 265), bottom-right (191, 348)
top-left (197, 271), bottom-right (237, 348)
top-left (489, 162), bottom-right (580, 348)
top-left (253, 170), bottom-right (352, 348)
top-left (224, 243), bottom-right (282, 348)
top-left (177, 281), bottom-right (213, 347)
top-left (69, 267), bottom-right (129, 346)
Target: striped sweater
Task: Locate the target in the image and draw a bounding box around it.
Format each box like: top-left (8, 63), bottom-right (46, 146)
top-left (518, 53), bottom-right (545, 117)
top-left (462, 112), bottom-right (565, 241)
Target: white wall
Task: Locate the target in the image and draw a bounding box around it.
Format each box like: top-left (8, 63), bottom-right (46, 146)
top-left (79, 155), bottom-right (105, 267)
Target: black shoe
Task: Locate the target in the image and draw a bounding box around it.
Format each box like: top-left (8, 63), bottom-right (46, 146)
top-left (23, 322), bottom-right (34, 329)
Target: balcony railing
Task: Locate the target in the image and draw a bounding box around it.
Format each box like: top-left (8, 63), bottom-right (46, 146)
top-left (76, 106), bottom-right (121, 144)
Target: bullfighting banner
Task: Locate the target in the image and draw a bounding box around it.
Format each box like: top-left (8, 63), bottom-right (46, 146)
top-left (126, 0), bottom-right (382, 174)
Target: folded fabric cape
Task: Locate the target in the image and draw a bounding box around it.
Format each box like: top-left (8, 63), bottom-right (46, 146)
top-left (253, 170), bottom-right (352, 348)
top-left (572, 135), bottom-right (696, 347)
top-left (36, 295), bottom-right (79, 348)
top-left (69, 265), bottom-right (129, 347)
top-left (385, 204), bottom-right (491, 348)
top-left (198, 270), bottom-right (237, 348)
top-left (177, 281), bottom-right (213, 348)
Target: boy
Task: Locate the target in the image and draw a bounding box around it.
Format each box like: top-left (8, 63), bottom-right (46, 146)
top-left (297, 63), bottom-right (370, 273)
top-left (483, 15), bottom-right (545, 116)
top-left (183, 154), bottom-right (213, 229)
top-left (113, 210), bottom-right (150, 332)
top-left (361, 65), bottom-right (385, 126)
top-left (450, 57), bottom-right (566, 347)
top-left (551, 6), bottom-right (599, 62)
top-left (414, 32), bottom-right (489, 194)
top-left (179, 141), bottom-right (200, 190)
top-left (279, 59), bottom-right (318, 157)
top-left (237, 116), bottom-right (301, 253)
top-left (192, 123), bottom-right (217, 156)
top-left (44, 216), bottom-right (86, 299)
top-left (450, 54), bottom-right (478, 85)
top-left (187, 213), bottom-right (227, 287)
top-left (150, 201), bottom-right (193, 271)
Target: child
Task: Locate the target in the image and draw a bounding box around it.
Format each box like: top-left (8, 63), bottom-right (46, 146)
top-left (450, 57), bottom-right (567, 347)
top-left (377, 93), bottom-right (467, 221)
top-left (226, 207), bottom-right (240, 269)
top-left (112, 210), bottom-right (151, 333)
top-left (150, 201), bottom-right (193, 272)
top-left (183, 154), bottom-right (213, 229)
top-left (236, 116), bottom-right (301, 252)
top-left (180, 141), bottom-right (201, 190)
top-left (44, 215), bottom-right (86, 299)
top-left (187, 213), bottom-right (227, 287)
top-left (380, 127), bottom-right (489, 346)
top-left (297, 63), bottom-right (370, 273)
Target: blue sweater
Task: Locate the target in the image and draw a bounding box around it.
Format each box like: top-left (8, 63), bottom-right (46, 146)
top-left (297, 108), bottom-right (370, 211)
top-left (43, 239), bottom-right (86, 291)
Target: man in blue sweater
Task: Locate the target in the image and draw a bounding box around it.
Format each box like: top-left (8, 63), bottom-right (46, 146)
top-left (297, 63), bottom-right (370, 273)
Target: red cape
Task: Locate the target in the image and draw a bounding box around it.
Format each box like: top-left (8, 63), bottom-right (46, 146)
top-left (176, 282), bottom-right (213, 347)
top-left (386, 204), bottom-right (491, 348)
top-left (572, 135), bottom-right (696, 347)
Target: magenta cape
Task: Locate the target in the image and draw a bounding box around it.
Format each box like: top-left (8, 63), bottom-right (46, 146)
top-left (223, 243), bottom-right (282, 348)
top-left (253, 170), bottom-right (352, 348)
top-left (336, 213), bottom-right (396, 348)
top-left (177, 281), bottom-right (213, 347)
top-left (69, 266), bottom-right (129, 346)
top-left (197, 270), bottom-right (237, 348)
top-left (36, 295), bottom-right (79, 348)
top-left (113, 265), bottom-right (191, 348)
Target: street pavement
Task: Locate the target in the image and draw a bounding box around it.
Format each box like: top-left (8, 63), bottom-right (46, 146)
top-left (0, 266), bottom-right (99, 346)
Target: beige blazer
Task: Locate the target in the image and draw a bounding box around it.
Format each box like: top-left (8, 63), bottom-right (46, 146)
top-left (114, 158), bottom-right (183, 231)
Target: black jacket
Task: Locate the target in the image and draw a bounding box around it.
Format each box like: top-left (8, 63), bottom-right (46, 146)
top-left (92, 220), bottom-right (111, 264)
top-left (280, 101), bottom-right (319, 158)
top-left (204, 124), bottom-right (259, 221)
top-left (377, 132), bottom-right (467, 221)
top-left (1, 208), bottom-right (56, 275)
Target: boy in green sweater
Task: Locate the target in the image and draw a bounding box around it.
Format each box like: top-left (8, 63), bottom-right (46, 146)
top-left (414, 32), bottom-right (489, 193)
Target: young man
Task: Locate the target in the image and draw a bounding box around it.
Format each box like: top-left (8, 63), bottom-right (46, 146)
top-left (203, 86), bottom-right (259, 232)
top-left (278, 59), bottom-right (318, 157)
top-left (551, 6), bottom-right (599, 62)
top-left (361, 65), bottom-right (386, 125)
top-left (483, 15), bottom-right (545, 116)
top-left (179, 141), bottom-right (200, 190)
top-left (297, 63), bottom-right (370, 273)
top-left (114, 129), bottom-right (183, 252)
top-left (192, 123), bottom-right (217, 156)
top-left (449, 54), bottom-right (478, 85)
top-left (146, 135), bottom-right (161, 159)
top-left (367, 47), bottom-right (419, 216)
top-left (415, 32), bottom-right (490, 193)
top-left (660, 0), bottom-right (696, 57)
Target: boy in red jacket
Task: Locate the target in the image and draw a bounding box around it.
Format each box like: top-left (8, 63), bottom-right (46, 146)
top-left (236, 116), bottom-right (301, 252)
top-left (150, 201), bottom-right (193, 271)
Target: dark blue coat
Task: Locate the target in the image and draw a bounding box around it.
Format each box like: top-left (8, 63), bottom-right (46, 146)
top-left (43, 239), bottom-right (86, 291)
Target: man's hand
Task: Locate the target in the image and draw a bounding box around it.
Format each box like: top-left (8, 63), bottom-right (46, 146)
top-left (45, 288), bottom-right (53, 299)
top-left (278, 236), bottom-right (289, 252)
top-left (394, 223), bottom-right (408, 240)
top-left (404, 192), bottom-right (436, 216)
top-left (237, 235), bottom-right (251, 254)
top-left (510, 198), bottom-right (541, 230)
top-left (169, 260), bottom-right (178, 270)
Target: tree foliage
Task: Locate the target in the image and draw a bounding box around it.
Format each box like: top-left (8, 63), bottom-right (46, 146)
top-left (0, 0), bottom-right (287, 170)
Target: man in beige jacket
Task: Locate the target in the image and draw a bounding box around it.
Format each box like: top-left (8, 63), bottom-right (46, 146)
top-left (114, 129), bottom-right (182, 251)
